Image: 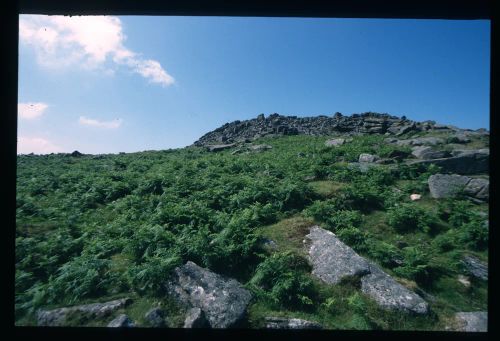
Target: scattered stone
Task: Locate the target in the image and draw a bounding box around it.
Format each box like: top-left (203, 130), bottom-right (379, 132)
top-left (324, 138), bottom-right (345, 147)
top-left (145, 308), bottom-right (166, 327)
top-left (410, 194), bottom-right (421, 201)
top-left (37, 298), bottom-right (132, 327)
top-left (206, 143), bottom-right (236, 152)
top-left (462, 256), bottom-right (488, 281)
top-left (358, 153), bottom-right (380, 163)
top-left (165, 261), bottom-right (252, 328)
top-left (457, 275), bottom-right (471, 288)
top-left (453, 312), bottom-right (488, 332)
top-left (304, 226), bottom-right (370, 285)
top-left (249, 144), bottom-right (273, 151)
top-left (428, 174), bottom-right (470, 199)
top-left (264, 317), bottom-right (323, 329)
top-left (184, 307), bottom-right (209, 328)
top-left (360, 261), bottom-right (429, 315)
top-left (107, 314), bottom-right (135, 327)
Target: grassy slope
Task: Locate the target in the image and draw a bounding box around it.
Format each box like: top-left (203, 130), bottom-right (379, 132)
top-left (15, 132), bottom-right (489, 329)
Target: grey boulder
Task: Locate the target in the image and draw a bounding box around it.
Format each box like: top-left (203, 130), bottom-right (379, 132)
top-left (396, 137), bottom-right (444, 146)
top-left (37, 298), bottom-right (132, 326)
top-left (165, 261), bottom-right (252, 328)
top-left (453, 312), bottom-right (488, 332)
top-left (360, 261), bottom-right (429, 315)
top-left (206, 143), bottom-right (236, 152)
top-left (264, 317), bottom-right (322, 329)
top-left (428, 174), bottom-right (489, 201)
top-left (325, 138), bottom-right (345, 147)
top-left (107, 314), bottom-right (135, 327)
top-left (304, 226), bottom-right (370, 285)
top-left (408, 149), bottom-right (488, 175)
top-left (462, 256), bottom-right (488, 281)
top-left (411, 146), bottom-right (449, 160)
top-left (358, 153), bottom-right (379, 163)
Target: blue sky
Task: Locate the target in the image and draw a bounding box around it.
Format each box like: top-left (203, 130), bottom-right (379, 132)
top-left (18, 15), bottom-right (490, 154)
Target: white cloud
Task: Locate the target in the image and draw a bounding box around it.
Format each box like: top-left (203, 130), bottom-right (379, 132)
top-left (18, 102), bottom-right (48, 120)
top-left (19, 15), bottom-right (175, 86)
top-left (79, 116), bottom-right (123, 129)
top-left (17, 136), bottom-right (63, 154)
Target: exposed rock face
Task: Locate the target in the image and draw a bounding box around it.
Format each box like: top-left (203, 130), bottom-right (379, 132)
top-left (359, 153), bottom-right (379, 163)
top-left (428, 174), bottom-right (489, 201)
top-left (206, 143), bottom-right (236, 152)
top-left (411, 146), bottom-right (449, 160)
top-left (304, 226), bottom-right (428, 315)
top-left (360, 261), bottom-right (429, 315)
top-left (193, 112), bottom-right (486, 147)
top-left (165, 261), bottom-right (252, 328)
top-left (107, 314), bottom-right (135, 327)
top-left (264, 317), bottom-right (323, 329)
top-left (453, 312), bottom-right (488, 332)
top-left (304, 226), bottom-right (371, 285)
top-left (395, 137), bottom-right (445, 146)
top-left (462, 256), bottom-right (488, 281)
top-left (37, 298), bottom-right (132, 326)
top-left (184, 307), bottom-right (209, 328)
top-left (408, 149), bottom-right (489, 175)
top-left (145, 308), bottom-right (166, 327)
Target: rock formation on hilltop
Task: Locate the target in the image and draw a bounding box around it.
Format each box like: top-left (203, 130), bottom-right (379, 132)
top-left (193, 112), bottom-right (488, 146)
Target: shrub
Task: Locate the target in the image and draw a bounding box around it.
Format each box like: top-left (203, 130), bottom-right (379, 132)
top-left (326, 210), bottom-right (363, 231)
top-left (393, 247), bottom-right (432, 286)
top-left (303, 199), bottom-right (345, 222)
top-left (336, 226), bottom-right (369, 252)
top-left (386, 203), bottom-right (434, 233)
top-left (249, 251), bottom-right (316, 310)
top-left (431, 229), bottom-right (460, 252)
top-left (459, 220), bottom-right (488, 251)
top-left (366, 241), bottom-right (402, 268)
top-left (341, 184), bottom-right (383, 212)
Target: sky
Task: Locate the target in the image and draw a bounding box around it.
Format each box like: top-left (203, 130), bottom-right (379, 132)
top-left (18, 15), bottom-right (490, 154)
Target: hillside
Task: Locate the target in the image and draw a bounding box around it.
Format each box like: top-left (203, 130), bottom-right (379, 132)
top-left (15, 112), bottom-right (489, 331)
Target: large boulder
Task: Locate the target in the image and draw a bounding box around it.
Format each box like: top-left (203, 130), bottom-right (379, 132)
top-left (184, 307), bottom-right (209, 328)
top-left (453, 312), bottom-right (488, 332)
top-left (304, 226), bottom-right (371, 285)
top-left (428, 174), bottom-right (489, 201)
top-left (360, 261), bottom-right (429, 315)
top-left (165, 261), bottom-right (252, 328)
top-left (264, 317), bottom-right (322, 329)
top-left (145, 308), bottom-right (166, 327)
top-left (206, 143), bottom-right (236, 152)
top-left (411, 146), bottom-right (449, 160)
top-left (428, 174), bottom-right (471, 198)
top-left (408, 149), bottom-right (488, 175)
top-left (462, 256), bottom-right (488, 281)
top-left (396, 137), bottom-right (445, 146)
top-left (37, 298), bottom-right (132, 326)
top-left (305, 226), bottom-right (428, 315)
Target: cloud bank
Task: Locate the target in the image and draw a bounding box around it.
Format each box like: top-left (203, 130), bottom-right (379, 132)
top-left (19, 15), bottom-right (175, 86)
top-left (18, 136), bottom-right (63, 154)
top-left (18, 102), bottom-right (48, 120)
top-left (79, 116), bottom-right (123, 129)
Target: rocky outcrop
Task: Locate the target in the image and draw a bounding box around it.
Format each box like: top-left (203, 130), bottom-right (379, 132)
top-left (193, 112), bottom-right (487, 147)
top-left (304, 226), bottom-right (371, 285)
top-left (428, 174), bottom-right (489, 201)
top-left (304, 226), bottom-right (428, 315)
top-left (360, 261), bottom-right (429, 315)
top-left (408, 149), bottom-right (489, 175)
top-left (206, 143), bottom-right (236, 152)
top-left (165, 261), bottom-right (252, 328)
top-left (107, 314), bottom-right (135, 327)
top-left (452, 312), bottom-right (488, 332)
top-left (264, 317), bottom-right (322, 329)
top-left (462, 256), bottom-right (488, 281)
top-left (37, 298), bottom-right (132, 326)
top-left (396, 137), bottom-right (445, 146)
